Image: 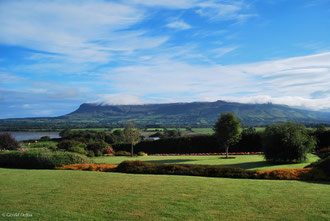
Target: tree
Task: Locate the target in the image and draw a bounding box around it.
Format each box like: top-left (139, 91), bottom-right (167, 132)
top-left (0, 133), bottom-right (19, 150)
top-left (263, 122), bottom-right (315, 163)
top-left (124, 123), bottom-right (141, 157)
top-left (214, 113), bottom-right (241, 158)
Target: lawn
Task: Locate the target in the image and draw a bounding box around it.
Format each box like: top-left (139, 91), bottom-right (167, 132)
top-left (0, 168), bottom-right (329, 220)
top-left (92, 154), bottom-right (320, 171)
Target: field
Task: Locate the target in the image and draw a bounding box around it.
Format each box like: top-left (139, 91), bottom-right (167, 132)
top-left (0, 168), bottom-right (329, 221)
top-left (93, 154), bottom-right (320, 170)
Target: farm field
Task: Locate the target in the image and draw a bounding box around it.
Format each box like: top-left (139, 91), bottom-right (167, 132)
top-left (92, 154), bottom-right (320, 171)
top-left (0, 168), bottom-right (329, 221)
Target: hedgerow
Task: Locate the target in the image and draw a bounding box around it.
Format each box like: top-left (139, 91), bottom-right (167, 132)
top-left (0, 151), bottom-right (91, 169)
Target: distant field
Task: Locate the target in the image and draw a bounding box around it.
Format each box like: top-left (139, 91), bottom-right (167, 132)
top-left (92, 154), bottom-right (319, 171)
top-left (191, 128), bottom-right (214, 134)
top-left (71, 128), bottom-right (110, 131)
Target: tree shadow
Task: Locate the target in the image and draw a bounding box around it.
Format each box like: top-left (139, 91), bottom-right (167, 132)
top-left (145, 159), bottom-right (197, 164)
top-left (223, 161), bottom-right (273, 170)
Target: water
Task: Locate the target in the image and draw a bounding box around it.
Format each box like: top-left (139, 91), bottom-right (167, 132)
top-left (1, 131), bottom-right (60, 141)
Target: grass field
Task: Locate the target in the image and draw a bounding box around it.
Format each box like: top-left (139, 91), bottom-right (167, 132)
top-left (0, 168), bottom-right (329, 220)
top-left (92, 154), bottom-right (320, 171)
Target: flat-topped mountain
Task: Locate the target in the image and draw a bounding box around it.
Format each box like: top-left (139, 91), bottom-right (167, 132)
top-left (1, 100), bottom-right (329, 129)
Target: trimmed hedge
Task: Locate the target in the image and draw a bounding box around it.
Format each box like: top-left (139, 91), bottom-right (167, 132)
top-left (113, 134), bottom-right (262, 154)
top-left (0, 151), bottom-right (92, 169)
top-left (116, 160), bottom-right (258, 179)
top-left (115, 161), bottom-right (329, 181)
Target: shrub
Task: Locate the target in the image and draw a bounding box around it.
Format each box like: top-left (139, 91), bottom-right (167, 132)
top-left (0, 133), bottom-right (19, 150)
top-left (115, 161), bottom-right (258, 179)
top-left (86, 141), bottom-right (109, 156)
top-left (103, 146), bottom-right (115, 155)
top-left (0, 151), bottom-right (92, 169)
top-left (115, 161), bottom-right (328, 181)
top-left (39, 136), bottom-right (51, 141)
top-left (115, 151), bottom-right (131, 156)
top-left (26, 141), bottom-right (57, 149)
top-left (305, 156), bottom-right (330, 177)
top-left (263, 122), bottom-right (316, 163)
top-left (57, 140), bottom-right (84, 150)
top-left (57, 163), bottom-right (117, 172)
top-left (138, 151), bottom-right (148, 156)
top-left (312, 126), bottom-right (330, 151)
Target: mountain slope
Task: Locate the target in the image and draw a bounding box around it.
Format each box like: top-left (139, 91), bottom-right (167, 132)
top-left (63, 100), bottom-right (330, 126)
top-left (1, 100), bottom-right (329, 129)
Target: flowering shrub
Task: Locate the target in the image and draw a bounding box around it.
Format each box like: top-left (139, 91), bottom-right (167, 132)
top-left (104, 146), bottom-right (115, 155)
top-left (138, 152), bottom-right (148, 156)
top-left (16, 148), bottom-right (28, 151)
top-left (57, 163), bottom-right (117, 172)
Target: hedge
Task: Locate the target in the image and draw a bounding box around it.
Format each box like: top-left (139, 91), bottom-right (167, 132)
top-left (113, 134), bottom-right (262, 154)
top-left (0, 151), bottom-right (92, 169)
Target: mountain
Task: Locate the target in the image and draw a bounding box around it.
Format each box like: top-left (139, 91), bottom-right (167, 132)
top-left (1, 100), bottom-right (329, 129)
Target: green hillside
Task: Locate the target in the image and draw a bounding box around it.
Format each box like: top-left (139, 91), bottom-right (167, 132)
top-left (1, 100), bottom-right (329, 129)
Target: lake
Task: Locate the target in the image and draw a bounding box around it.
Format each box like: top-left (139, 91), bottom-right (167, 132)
top-left (1, 131), bottom-right (60, 141)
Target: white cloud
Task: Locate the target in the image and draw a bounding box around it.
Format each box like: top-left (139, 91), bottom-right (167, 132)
top-left (0, 0), bottom-right (164, 65)
top-left (94, 94), bottom-right (147, 105)
top-left (166, 21), bottom-right (191, 30)
top-left (219, 95), bottom-right (330, 111)
top-left (96, 51), bottom-right (330, 111)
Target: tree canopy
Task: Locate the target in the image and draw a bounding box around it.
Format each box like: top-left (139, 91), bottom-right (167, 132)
top-left (214, 113), bottom-right (241, 158)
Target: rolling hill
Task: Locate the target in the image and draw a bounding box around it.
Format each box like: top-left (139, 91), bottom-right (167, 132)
top-left (1, 100), bottom-right (329, 129)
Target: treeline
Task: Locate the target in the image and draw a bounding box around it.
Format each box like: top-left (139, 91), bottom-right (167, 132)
top-left (34, 126), bottom-right (330, 156)
top-left (113, 127), bottom-right (330, 154)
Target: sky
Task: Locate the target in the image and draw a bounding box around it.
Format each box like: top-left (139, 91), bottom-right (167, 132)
top-left (0, 0), bottom-right (330, 118)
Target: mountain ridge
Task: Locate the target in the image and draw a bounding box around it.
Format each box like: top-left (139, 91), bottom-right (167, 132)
top-left (1, 100), bottom-right (329, 129)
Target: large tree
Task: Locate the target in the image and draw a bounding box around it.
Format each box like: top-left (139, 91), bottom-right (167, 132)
top-left (124, 123), bottom-right (141, 157)
top-left (214, 113), bottom-right (241, 158)
top-left (263, 122), bottom-right (315, 163)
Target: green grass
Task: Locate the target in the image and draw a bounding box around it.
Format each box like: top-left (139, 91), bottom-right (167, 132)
top-left (191, 128), bottom-right (214, 134)
top-left (19, 141), bottom-right (57, 149)
top-left (92, 154), bottom-right (320, 171)
top-left (0, 168), bottom-right (329, 220)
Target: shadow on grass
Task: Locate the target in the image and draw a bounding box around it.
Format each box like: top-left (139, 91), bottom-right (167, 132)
top-left (145, 159), bottom-right (197, 164)
top-left (223, 161), bottom-right (273, 170)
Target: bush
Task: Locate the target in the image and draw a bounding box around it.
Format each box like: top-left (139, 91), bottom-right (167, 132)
top-left (86, 141), bottom-right (109, 156)
top-left (263, 123), bottom-right (316, 163)
top-left (26, 141), bottom-right (57, 150)
top-left (0, 151), bottom-right (92, 169)
top-left (57, 140), bottom-right (84, 150)
top-left (0, 133), bottom-right (19, 150)
top-left (57, 163), bottom-right (117, 172)
top-left (115, 151), bottom-right (131, 156)
top-left (312, 127), bottom-right (330, 151)
top-left (305, 156), bottom-right (330, 177)
top-left (115, 161), bottom-right (258, 179)
top-left (39, 136), bottom-right (51, 141)
top-left (138, 151), bottom-right (148, 156)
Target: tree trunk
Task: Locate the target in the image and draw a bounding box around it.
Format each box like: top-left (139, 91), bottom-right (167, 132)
top-left (226, 145), bottom-right (229, 158)
top-left (131, 143), bottom-right (134, 157)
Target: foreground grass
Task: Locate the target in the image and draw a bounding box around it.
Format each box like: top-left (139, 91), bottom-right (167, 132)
top-left (0, 168), bottom-right (329, 221)
top-left (93, 154), bottom-right (319, 171)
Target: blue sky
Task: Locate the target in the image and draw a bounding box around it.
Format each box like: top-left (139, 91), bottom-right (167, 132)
top-left (1, 0), bottom-right (330, 118)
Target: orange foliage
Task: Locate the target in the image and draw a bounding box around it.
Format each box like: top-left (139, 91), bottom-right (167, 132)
top-left (257, 168), bottom-right (316, 180)
top-left (56, 164), bottom-right (117, 172)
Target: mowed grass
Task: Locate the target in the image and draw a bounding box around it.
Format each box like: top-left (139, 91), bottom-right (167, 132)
top-left (92, 154), bottom-right (320, 171)
top-left (0, 168), bottom-right (329, 221)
